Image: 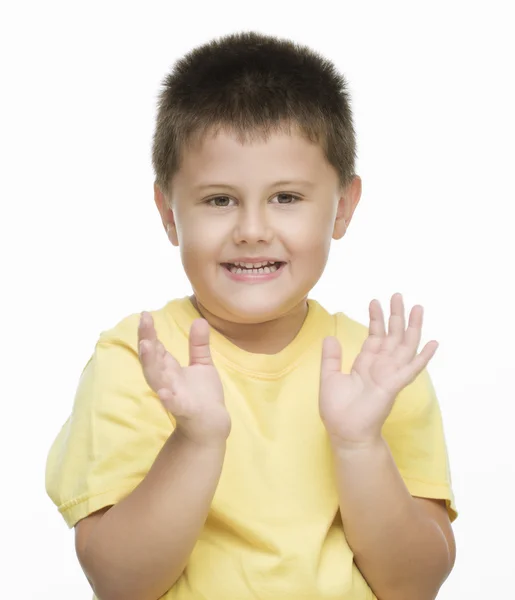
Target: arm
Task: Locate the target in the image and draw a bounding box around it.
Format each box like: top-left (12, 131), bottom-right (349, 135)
top-left (332, 437), bottom-right (455, 600)
top-left (320, 295), bottom-right (457, 599)
top-left (76, 429), bottom-right (226, 600)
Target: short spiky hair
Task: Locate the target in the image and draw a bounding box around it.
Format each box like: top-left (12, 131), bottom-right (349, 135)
top-left (152, 31), bottom-right (357, 193)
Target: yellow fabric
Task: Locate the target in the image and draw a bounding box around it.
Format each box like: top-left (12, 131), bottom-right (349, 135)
top-left (46, 297), bottom-right (457, 600)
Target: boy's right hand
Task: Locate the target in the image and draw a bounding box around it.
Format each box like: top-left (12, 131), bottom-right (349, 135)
top-left (138, 312), bottom-right (231, 447)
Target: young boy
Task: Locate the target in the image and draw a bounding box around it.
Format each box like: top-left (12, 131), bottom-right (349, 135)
top-left (46, 31), bottom-right (457, 600)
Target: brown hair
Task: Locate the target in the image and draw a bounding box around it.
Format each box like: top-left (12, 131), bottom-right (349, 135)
top-left (152, 31), bottom-right (357, 194)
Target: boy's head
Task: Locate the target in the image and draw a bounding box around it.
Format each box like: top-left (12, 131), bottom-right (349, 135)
top-left (152, 31), bottom-right (361, 325)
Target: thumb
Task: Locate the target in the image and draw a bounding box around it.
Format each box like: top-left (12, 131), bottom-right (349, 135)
top-left (189, 319), bottom-right (213, 366)
top-left (321, 336), bottom-right (342, 378)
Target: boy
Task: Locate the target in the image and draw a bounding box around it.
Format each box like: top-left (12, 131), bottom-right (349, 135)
top-left (46, 31), bottom-right (457, 600)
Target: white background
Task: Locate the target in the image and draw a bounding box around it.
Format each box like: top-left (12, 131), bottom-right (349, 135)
top-left (1, 1), bottom-right (513, 598)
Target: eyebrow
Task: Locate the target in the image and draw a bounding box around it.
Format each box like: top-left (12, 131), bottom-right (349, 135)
top-left (193, 179), bottom-right (315, 192)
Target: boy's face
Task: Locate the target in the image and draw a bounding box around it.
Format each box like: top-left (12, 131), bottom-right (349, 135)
top-left (155, 127), bottom-right (361, 324)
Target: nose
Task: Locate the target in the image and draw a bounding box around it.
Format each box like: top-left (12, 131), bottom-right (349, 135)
top-left (233, 205), bottom-right (273, 245)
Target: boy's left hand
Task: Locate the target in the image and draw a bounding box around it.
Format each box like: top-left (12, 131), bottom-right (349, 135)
top-left (319, 293), bottom-right (438, 449)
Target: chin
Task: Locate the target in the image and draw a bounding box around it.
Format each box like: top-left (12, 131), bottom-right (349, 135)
top-left (216, 291), bottom-right (307, 324)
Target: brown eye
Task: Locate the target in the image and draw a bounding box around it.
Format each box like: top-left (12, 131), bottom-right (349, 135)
top-left (207, 196), bottom-right (232, 207)
top-left (274, 193), bottom-right (300, 204)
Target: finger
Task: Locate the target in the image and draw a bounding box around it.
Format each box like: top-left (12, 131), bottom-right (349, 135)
top-left (352, 334), bottom-right (383, 373)
top-left (141, 342), bottom-right (181, 393)
top-left (393, 304), bottom-right (423, 363)
top-left (189, 319), bottom-right (213, 366)
top-left (163, 348), bottom-right (182, 374)
top-left (148, 336), bottom-right (182, 376)
top-left (138, 313), bottom-right (173, 364)
top-left (156, 338), bottom-right (167, 360)
top-left (138, 313), bottom-right (181, 389)
top-left (320, 336), bottom-right (342, 377)
top-left (405, 304), bottom-right (423, 349)
top-left (138, 337), bottom-right (162, 392)
top-left (394, 340), bottom-right (439, 388)
top-left (369, 299), bottom-right (386, 338)
top-left (138, 312), bottom-right (158, 365)
top-left (385, 293), bottom-right (405, 350)
top-left (138, 335), bottom-right (161, 374)
top-left (138, 311), bottom-right (158, 344)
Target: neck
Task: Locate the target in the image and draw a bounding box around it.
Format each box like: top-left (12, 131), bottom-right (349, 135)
top-left (189, 295), bottom-right (309, 354)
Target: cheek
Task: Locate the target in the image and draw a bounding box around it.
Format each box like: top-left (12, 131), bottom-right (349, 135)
top-left (179, 217), bottom-right (225, 254)
top-left (294, 233), bottom-right (331, 263)
top-left (287, 211), bottom-right (334, 254)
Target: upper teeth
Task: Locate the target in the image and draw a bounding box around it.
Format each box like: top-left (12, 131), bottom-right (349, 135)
top-left (232, 261), bottom-right (277, 268)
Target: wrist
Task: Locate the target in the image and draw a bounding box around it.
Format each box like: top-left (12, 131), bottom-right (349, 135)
top-left (172, 426), bottom-right (229, 452)
top-left (329, 433), bottom-right (386, 456)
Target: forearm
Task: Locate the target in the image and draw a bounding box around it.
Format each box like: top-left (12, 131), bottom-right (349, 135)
top-left (82, 429), bottom-right (226, 600)
top-left (332, 437), bottom-right (451, 600)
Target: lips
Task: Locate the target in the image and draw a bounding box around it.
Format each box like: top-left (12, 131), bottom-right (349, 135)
top-left (223, 261), bottom-right (284, 274)
top-left (222, 259), bottom-right (284, 269)
top-left (219, 259), bottom-right (288, 283)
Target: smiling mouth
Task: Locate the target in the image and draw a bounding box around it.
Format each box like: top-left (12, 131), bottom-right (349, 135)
top-left (221, 261), bottom-right (285, 274)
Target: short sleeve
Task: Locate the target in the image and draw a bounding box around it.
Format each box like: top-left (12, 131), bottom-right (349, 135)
top-left (383, 367), bottom-right (458, 523)
top-left (45, 314), bottom-right (174, 528)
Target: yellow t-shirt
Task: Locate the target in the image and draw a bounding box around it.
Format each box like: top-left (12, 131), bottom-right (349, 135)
top-left (46, 297), bottom-right (457, 600)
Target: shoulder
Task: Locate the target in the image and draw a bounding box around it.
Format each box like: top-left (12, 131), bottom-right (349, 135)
top-left (97, 299), bottom-right (180, 350)
top-left (334, 310), bottom-right (369, 345)
top-left (309, 299), bottom-right (369, 348)
top-left (329, 305), bottom-right (370, 369)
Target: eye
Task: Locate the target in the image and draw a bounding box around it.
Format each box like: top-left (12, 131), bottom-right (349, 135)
top-left (206, 195), bottom-right (235, 207)
top-left (205, 193), bottom-right (301, 207)
top-left (271, 193), bottom-right (301, 204)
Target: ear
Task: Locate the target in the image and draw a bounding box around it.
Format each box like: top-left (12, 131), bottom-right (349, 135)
top-left (154, 182), bottom-right (179, 247)
top-left (333, 175), bottom-right (362, 240)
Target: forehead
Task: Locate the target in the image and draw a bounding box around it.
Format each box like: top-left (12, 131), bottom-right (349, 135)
top-left (176, 126), bottom-right (335, 187)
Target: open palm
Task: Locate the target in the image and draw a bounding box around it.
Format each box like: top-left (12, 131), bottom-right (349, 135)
top-left (319, 293), bottom-right (438, 447)
top-left (138, 312), bottom-right (231, 446)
